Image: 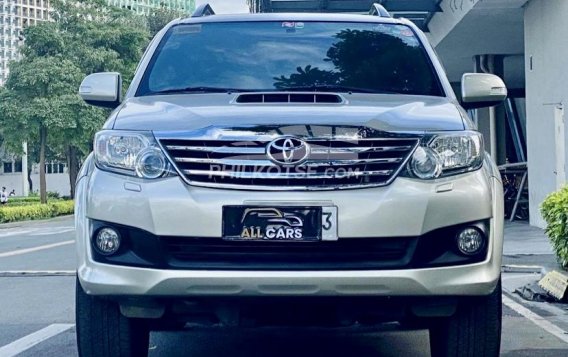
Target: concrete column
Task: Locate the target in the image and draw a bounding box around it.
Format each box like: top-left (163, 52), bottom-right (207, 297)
top-left (525, 0), bottom-right (568, 227)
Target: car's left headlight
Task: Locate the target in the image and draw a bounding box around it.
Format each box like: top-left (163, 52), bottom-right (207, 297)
top-left (94, 130), bottom-right (173, 179)
top-left (407, 131), bottom-right (484, 179)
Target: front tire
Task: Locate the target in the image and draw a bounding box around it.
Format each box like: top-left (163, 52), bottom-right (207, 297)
top-left (76, 278), bottom-right (150, 357)
top-left (429, 278), bottom-right (502, 357)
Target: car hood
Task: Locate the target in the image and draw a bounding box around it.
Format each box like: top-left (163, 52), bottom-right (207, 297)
top-left (111, 93), bottom-right (466, 133)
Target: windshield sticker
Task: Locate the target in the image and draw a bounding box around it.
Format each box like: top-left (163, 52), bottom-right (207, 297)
top-left (387, 25), bottom-right (419, 46)
top-left (372, 24), bottom-right (390, 32)
top-left (399, 28), bottom-right (415, 37)
top-left (175, 24), bottom-right (202, 34)
top-left (282, 22), bottom-right (304, 29)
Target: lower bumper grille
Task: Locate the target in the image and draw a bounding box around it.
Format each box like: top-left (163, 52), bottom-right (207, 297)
top-left (89, 220), bottom-right (489, 271)
top-left (162, 237), bottom-right (418, 270)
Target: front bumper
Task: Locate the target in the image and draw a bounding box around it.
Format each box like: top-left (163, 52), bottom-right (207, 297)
top-left (76, 166), bottom-right (503, 297)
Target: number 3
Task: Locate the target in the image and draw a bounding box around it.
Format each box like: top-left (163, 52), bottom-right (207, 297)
top-left (322, 212), bottom-right (333, 231)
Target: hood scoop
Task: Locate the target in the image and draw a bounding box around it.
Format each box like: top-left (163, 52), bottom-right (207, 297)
top-left (235, 92), bottom-right (344, 104)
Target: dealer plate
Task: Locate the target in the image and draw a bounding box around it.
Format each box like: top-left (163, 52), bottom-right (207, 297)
top-left (222, 206), bottom-right (338, 242)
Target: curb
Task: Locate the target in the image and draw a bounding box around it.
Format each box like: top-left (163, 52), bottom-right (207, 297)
top-left (502, 264), bottom-right (544, 274)
top-left (0, 271), bottom-right (76, 277)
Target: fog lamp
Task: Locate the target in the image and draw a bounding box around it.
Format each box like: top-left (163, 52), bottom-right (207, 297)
top-left (456, 228), bottom-right (484, 256)
top-left (95, 228), bottom-right (121, 255)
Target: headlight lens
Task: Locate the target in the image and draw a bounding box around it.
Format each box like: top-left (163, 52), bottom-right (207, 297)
top-left (410, 147), bottom-right (442, 179)
top-left (135, 147), bottom-right (167, 179)
top-left (408, 131), bottom-right (484, 179)
top-left (94, 131), bottom-right (171, 179)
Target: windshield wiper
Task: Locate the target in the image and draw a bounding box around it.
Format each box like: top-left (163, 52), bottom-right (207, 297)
top-left (278, 84), bottom-right (398, 94)
top-left (151, 86), bottom-right (252, 95)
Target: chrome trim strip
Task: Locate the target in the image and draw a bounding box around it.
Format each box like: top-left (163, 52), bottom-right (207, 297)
top-left (166, 145), bottom-right (412, 155)
top-left (157, 131), bottom-right (420, 142)
top-left (173, 157), bottom-right (402, 166)
top-left (173, 180), bottom-right (396, 191)
top-left (311, 146), bottom-right (413, 154)
top-left (166, 146), bottom-right (266, 154)
top-left (183, 169), bottom-right (393, 179)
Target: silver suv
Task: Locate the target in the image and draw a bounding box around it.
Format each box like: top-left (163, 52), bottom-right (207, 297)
top-left (75, 6), bottom-right (506, 357)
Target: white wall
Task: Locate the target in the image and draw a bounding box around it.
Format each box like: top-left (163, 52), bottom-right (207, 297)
top-left (0, 173), bottom-right (71, 197)
top-left (0, 174), bottom-right (24, 196)
top-left (525, 0), bottom-right (568, 227)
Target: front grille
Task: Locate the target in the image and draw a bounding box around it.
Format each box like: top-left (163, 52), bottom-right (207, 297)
top-left (162, 237), bottom-right (418, 270)
top-left (159, 135), bottom-right (419, 190)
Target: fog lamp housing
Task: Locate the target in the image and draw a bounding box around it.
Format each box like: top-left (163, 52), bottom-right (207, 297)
top-left (456, 227), bottom-right (485, 256)
top-left (95, 227), bottom-right (121, 255)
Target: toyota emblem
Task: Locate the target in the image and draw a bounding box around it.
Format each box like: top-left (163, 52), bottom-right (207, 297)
top-left (266, 137), bottom-right (310, 166)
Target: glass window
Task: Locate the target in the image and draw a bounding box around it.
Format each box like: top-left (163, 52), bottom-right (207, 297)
top-left (3, 162), bottom-right (12, 173)
top-left (138, 21), bottom-right (443, 97)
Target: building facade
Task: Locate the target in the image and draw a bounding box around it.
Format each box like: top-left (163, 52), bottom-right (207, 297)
top-left (0, 0), bottom-right (50, 85)
top-left (107, 0), bottom-right (195, 15)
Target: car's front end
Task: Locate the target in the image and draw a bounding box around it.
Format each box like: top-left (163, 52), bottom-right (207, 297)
top-left (75, 13), bottom-right (506, 357)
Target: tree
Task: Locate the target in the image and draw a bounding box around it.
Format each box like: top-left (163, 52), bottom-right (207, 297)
top-left (274, 65), bottom-right (339, 89)
top-left (147, 6), bottom-right (187, 37)
top-left (0, 57), bottom-right (83, 203)
top-left (273, 29), bottom-right (436, 94)
top-left (0, 0), bottom-right (150, 201)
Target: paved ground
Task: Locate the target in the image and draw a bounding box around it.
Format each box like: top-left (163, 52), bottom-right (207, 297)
top-left (1, 216), bottom-right (568, 356)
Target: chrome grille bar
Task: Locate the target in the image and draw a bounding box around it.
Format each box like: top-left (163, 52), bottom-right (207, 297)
top-left (173, 157), bottom-right (403, 166)
top-left (183, 169), bottom-right (393, 179)
top-left (311, 146), bottom-right (413, 154)
top-left (166, 145), bottom-right (412, 154)
top-left (166, 145), bottom-right (266, 154)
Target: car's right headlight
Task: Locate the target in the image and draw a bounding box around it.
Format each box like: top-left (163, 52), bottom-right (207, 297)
top-left (407, 131), bottom-right (484, 179)
top-left (94, 130), bottom-right (173, 179)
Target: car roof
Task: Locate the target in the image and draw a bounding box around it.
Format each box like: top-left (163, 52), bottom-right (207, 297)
top-left (177, 12), bottom-right (405, 26)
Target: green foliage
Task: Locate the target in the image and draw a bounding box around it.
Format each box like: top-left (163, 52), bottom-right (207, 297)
top-left (28, 191), bottom-right (61, 199)
top-left (541, 187), bottom-right (568, 267)
top-left (8, 197), bottom-right (41, 203)
top-left (0, 200), bottom-right (74, 223)
top-left (147, 7), bottom-right (186, 37)
top-left (0, 0), bottom-right (151, 200)
top-left (4, 194), bottom-right (62, 206)
top-left (3, 201), bottom-right (41, 207)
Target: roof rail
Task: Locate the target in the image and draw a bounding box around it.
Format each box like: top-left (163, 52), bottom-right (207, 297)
top-left (192, 3), bottom-right (215, 18)
top-left (369, 3), bottom-right (391, 18)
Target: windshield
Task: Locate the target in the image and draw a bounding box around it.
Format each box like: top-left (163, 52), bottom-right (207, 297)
top-left (137, 21), bottom-right (444, 97)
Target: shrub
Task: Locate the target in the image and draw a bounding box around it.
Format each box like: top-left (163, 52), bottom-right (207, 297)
top-left (541, 187), bottom-right (568, 268)
top-left (50, 200), bottom-right (74, 216)
top-left (0, 200), bottom-right (74, 223)
top-left (8, 196), bottom-right (41, 204)
top-left (4, 196), bottom-right (64, 207)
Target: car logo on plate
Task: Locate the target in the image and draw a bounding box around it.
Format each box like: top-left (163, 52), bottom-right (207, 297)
top-left (240, 207), bottom-right (304, 240)
top-left (266, 137), bottom-right (310, 166)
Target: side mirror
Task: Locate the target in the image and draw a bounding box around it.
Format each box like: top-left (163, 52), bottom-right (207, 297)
top-left (79, 72), bottom-right (122, 109)
top-left (461, 73), bottom-right (507, 110)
